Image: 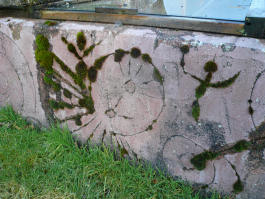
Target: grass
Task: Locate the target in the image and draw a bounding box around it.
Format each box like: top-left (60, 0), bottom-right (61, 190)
top-left (0, 106), bottom-right (223, 199)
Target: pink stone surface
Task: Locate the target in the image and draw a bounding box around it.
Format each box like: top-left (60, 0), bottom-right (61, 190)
top-left (0, 18), bottom-right (265, 198)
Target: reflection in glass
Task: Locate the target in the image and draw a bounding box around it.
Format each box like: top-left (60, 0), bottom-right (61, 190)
top-left (54, 0), bottom-right (253, 21)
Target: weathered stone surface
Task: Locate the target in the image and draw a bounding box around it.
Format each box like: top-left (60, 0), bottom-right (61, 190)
top-left (0, 0), bottom-right (58, 6)
top-left (0, 17), bottom-right (265, 198)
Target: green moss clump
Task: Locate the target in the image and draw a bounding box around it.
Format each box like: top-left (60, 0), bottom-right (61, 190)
top-left (36, 34), bottom-right (50, 51)
top-left (204, 61), bottom-right (218, 73)
top-left (180, 45), bottom-right (190, 54)
top-left (49, 99), bottom-right (73, 110)
top-left (248, 106), bottom-right (254, 115)
top-left (61, 37), bottom-right (68, 44)
top-left (74, 115), bottom-right (82, 126)
top-left (76, 31), bottom-right (86, 51)
top-left (63, 88), bottom-right (72, 99)
top-left (53, 56), bottom-right (86, 90)
top-left (153, 67), bottom-right (163, 84)
top-left (233, 140), bottom-right (250, 152)
top-left (210, 72), bottom-right (240, 88)
top-left (94, 55), bottom-right (109, 70)
top-left (49, 100), bottom-right (74, 110)
top-left (192, 100), bottom-right (200, 122)
top-left (114, 49), bottom-right (129, 62)
top-left (72, 74), bottom-right (86, 90)
top-left (79, 96), bottom-right (95, 114)
top-left (88, 85), bottom-right (92, 92)
top-left (67, 43), bottom-right (82, 59)
top-left (130, 47), bottom-right (141, 58)
top-left (142, 53), bottom-right (153, 65)
top-left (59, 101), bottom-right (74, 109)
top-left (88, 67), bottom-right (98, 83)
top-left (49, 99), bottom-right (61, 110)
top-left (44, 20), bottom-right (57, 26)
top-left (43, 75), bottom-right (60, 91)
top-left (233, 179), bottom-right (244, 193)
top-left (54, 56), bottom-right (73, 76)
top-left (195, 83), bottom-right (207, 99)
top-left (75, 61), bottom-right (87, 80)
top-left (83, 44), bottom-right (96, 57)
top-left (190, 151), bottom-right (218, 170)
top-left (205, 72), bottom-right (212, 83)
top-left (146, 125), bottom-right (153, 131)
top-left (35, 50), bottom-right (54, 70)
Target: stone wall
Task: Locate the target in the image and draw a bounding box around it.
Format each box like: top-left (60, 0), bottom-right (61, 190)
top-left (0, 17), bottom-right (264, 198)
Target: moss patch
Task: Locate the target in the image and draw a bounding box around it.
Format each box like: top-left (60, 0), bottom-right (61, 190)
top-left (43, 75), bottom-right (60, 92)
top-left (74, 115), bottom-right (82, 126)
top-left (189, 60), bottom-right (240, 121)
top-left (192, 100), bottom-right (200, 122)
top-left (233, 179), bottom-right (244, 193)
top-left (248, 106), bottom-right (254, 115)
top-left (114, 49), bottom-right (129, 62)
top-left (233, 140), bottom-right (250, 152)
top-left (83, 42), bottom-right (101, 57)
top-left (35, 50), bottom-right (54, 70)
top-left (142, 53), bottom-right (153, 65)
top-left (145, 125), bottom-right (153, 131)
top-left (78, 96), bottom-right (95, 114)
top-left (63, 88), bottom-right (72, 99)
top-left (180, 45), bottom-right (190, 54)
top-left (61, 37), bottom-right (68, 44)
top-left (204, 61), bottom-right (217, 73)
top-left (44, 21), bottom-right (58, 26)
top-left (195, 83), bottom-right (207, 99)
top-left (36, 34), bottom-right (50, 51)
top-left (153, 67), bottom-right (163, 84)
top-left (67, 43), bottom-right (82, 59)
top-left (88, 67), bottom-right (98, 83)
top-left (76, 61), bottom-right (87, 80)
top-left (49, 99), bottom-right (73, 110)
top-left (94, 55), bottom-right (110, 70)
top-left (210, 72), bottom-right (240, 88)
top-left (190, 151), bottom-right (218, 171)
top-left (76, 31), bottom-right (86, 51)
top-left (130, 47), bottom-right (141, 58)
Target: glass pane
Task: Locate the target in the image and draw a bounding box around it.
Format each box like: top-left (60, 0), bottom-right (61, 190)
top-left (49, 0), bottom-right (253, 21)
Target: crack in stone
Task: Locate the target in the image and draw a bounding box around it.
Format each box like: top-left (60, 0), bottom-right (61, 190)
top-left (73, 116), bottom-right (96, 132)
top-left (222, 97), bottom-right (232, 135)
top-left (248, 68), bottom-right (265, 129)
